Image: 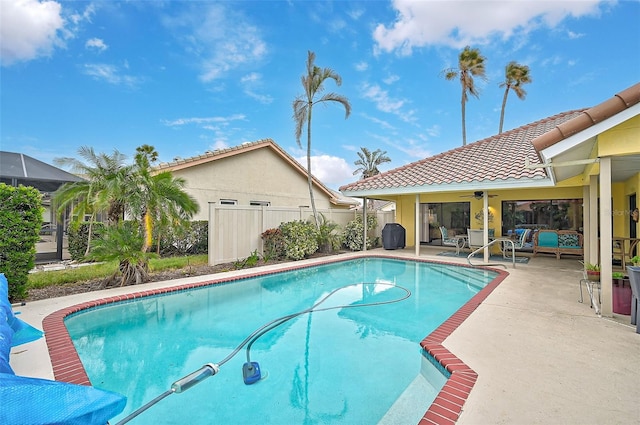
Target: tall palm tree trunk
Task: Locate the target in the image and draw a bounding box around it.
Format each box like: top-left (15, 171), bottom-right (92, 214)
top-left (461, 93), bottom-right (467, 146)
top-left (499, 88), bottom-right (510, 134)
top-left (307, 106), bottom-right (319, 229)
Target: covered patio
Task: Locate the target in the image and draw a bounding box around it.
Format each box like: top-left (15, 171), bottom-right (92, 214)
top-left (341, 82), bottom-right (640, 319)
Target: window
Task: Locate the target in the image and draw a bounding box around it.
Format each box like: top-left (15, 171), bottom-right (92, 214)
top-left (219, 199), bottom-right (237, 205)
top-left (501, 199), bottom-right (583, 233)
top-left (420, 202), bottom-right (470, 244)
top-left (250, 201), bottom-right (270, 206)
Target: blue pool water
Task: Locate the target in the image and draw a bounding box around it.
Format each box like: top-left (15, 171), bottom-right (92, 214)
top-left (65, 258), bottom-right (497, 424)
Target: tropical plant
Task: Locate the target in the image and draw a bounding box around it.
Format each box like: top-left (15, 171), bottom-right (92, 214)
top-left (585, 263), bottom-right (600, 271)
top-left (352, 147), bottom-right (391, 180)
top-left (293, 50), bottom-right (351, 228)
top-left (53, 146), bottom-right (130, 255)
top-left (442, 46), bottom-right (487, 146)
top-left (55, 145), bottom-right (199, 286)
top-left (631, 255), bottom-right (640, 266)
top-left (498, 61), bottom-right (532, 133)
top-left (86, 222), bottom-right (156, 286)
top-left (127, 145), bottom-right (199, 253)
top-left (315, 212), bottom-right (341, 253)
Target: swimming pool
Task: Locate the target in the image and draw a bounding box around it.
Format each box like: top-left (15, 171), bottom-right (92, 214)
top-left (64, 257), bottom-right (498, 424)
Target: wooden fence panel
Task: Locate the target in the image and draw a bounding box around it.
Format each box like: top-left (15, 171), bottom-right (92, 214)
top-left (208, 203), bottom-right (395, 265)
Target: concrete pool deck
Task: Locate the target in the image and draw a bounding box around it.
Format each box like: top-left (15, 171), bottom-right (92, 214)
top-left (10, 248), bottom-right (640, 424)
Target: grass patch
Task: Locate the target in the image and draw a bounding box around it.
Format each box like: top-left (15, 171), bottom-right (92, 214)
top-left (27, 254), bottom-right (209, 289)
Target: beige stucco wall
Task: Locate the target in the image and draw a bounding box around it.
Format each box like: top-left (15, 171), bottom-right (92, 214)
top-left (171, 147), bottom-right (340, 220)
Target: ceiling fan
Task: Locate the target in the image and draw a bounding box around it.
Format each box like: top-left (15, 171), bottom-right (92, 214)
top-left (459, 191), bottom-right (499, 200)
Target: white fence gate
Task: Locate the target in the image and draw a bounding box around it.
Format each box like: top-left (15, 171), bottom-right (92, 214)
top-left (208, 204), bottom-right (395, 265)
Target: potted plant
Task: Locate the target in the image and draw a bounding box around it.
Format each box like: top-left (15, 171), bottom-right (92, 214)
top-left (612, 271), bottom-right (632, 315)
top-left (585, 263), bottom-right (600, 282)
top-left (631, 255), bottom-right (640, 267)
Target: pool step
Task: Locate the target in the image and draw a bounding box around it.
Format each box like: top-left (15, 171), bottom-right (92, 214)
top-left (377, 355), bottom-right (447, 424)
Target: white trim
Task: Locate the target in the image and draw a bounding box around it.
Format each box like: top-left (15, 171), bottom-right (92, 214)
top-left (342, 177), bottom-right (555, 198)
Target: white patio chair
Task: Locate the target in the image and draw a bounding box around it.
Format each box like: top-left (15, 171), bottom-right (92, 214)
top-left (439, 226), bottom-right (465, 255)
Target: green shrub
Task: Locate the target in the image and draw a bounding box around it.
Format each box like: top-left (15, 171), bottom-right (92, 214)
top-left (261, 228), bottom-right (285, 261)
top-left (0, 184), bottom-right (43, 301)
top-left (68, 222), bottom-right (105, 261)
top-left (343, 214), bottom-right (378, 251)
top-left (279, 220), bottom-right (318, 260)
top-left (158, 220), bottom-right (208, 256)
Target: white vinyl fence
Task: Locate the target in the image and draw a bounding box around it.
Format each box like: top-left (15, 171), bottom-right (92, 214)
top-left (208, 204), bottom-right (395, 265)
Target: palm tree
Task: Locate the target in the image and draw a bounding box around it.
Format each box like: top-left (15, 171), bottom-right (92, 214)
top-left (498, 61), bottom-right (532, 133)
top-left (53, 147), bottom-right (130, 255)
top-left (127, 145), bottom-right (199, 253)
top-left (55, 145), bottom-right (198, 285)
top-left (352, 147), bottom-right (391, 180)
top-left (293, 50), bottom-right (351, 228)
top-left (442, 46), bottom-right (487, 146)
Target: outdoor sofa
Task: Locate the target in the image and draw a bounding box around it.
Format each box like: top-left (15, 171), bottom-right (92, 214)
top-left (533, 229), bottom-right (583, 259)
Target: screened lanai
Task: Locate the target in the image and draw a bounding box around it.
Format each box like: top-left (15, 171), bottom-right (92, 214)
top-left (0, 151), bottom-right (84, 261)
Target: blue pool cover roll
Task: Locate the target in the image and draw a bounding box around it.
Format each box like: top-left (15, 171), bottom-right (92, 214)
top-left (0, 373), bottom-right (127, 425)
top-left (1, 273), bottom-right (127, 424)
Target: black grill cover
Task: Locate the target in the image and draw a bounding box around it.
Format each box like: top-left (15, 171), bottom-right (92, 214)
top-left (382, 223), bottom-right (406, 250)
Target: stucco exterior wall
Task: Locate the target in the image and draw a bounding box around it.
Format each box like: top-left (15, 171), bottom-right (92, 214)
top-left (170, 148), bottom-right (339, 220)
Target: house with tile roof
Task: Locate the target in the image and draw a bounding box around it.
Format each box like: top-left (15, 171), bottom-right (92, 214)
top-left (155, 138), bottom-right (358, 221)
top-left (340, 82), bottom-right (640, 317)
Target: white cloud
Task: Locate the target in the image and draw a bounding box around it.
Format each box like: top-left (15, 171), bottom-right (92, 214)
top-left (383, 74), bottom-right (400, 84)
top-left (164, 4), bottom-right (267, 82)
top-left (163, 114), bottom-right (246, 127)
top-left (360, 82), bottom-right (417, 123)
top-left (82, 63), bottom-right (141, 87)
top-left (355, 61), bottom-right (368, 71)
top-left (297, 154), bottom-right (355, 187)
top-left (85, 37), bottom-right (107, 52)
top-left (361, 113), bottom-right (395, 130)
top-left (0, 0), bottom-right (64, 66)
top-left (240, 72), bottom-right (273, 104)
top-left (373, 0), bottom-right (605, 55)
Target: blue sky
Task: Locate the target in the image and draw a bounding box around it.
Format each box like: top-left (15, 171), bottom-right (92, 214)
top-left (1, 0), bottom-right (639, 190)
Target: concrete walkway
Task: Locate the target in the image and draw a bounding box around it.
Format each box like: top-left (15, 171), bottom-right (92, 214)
top-left (10, 248), bottom-right (640, 424)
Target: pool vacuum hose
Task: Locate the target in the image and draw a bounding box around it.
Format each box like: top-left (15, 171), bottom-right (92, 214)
top-left (115, 282), bottom-right (411, 424)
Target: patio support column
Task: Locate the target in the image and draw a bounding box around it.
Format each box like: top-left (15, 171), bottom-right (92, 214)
top-left (588, 175), bottom-right (599, 264)
top-left (362, 197), bottom-right (367, 252)
top-left (599, 157), bottom-right (613, 317)
top-left (483, 191), bottom-right (489, 263)
top-left (415, 194), bottom-right (420, 257)
top-left (582, 184), bottom-right (591, 264)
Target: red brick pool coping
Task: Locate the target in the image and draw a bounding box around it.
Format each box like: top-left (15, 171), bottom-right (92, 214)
top-left (42, 254), bottom-right (508, 424)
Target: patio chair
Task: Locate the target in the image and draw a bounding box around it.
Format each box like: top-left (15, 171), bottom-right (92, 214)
top-left (500, 228), bottom-right (531, 257)
top-left (439, 226), bottom-right (465, 254)
top-left (466, 229), bottom-right (485, 252)
top-left (627, 266), bottom-right (640, 333)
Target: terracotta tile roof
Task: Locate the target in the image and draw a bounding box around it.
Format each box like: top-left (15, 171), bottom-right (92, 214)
top-left (339, 110), bottom-right (585, 193)
top-left (533, 82), bottom-right (640, 152)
